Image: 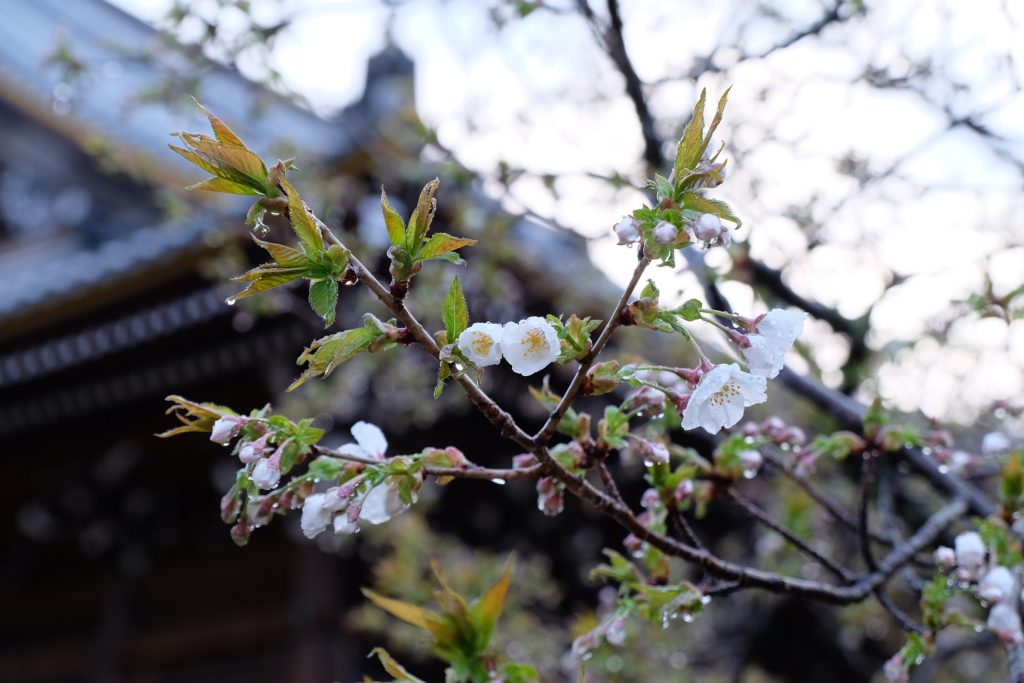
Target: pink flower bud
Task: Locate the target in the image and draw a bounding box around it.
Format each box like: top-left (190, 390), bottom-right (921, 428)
top-left (513, 453), bottom-right (536, 469)
top-left (251, 458), bottom-right (281, 490)
top-left (674, 479), bottom-right (695, 502)
top-left (640, 488), bottom-right (660, 509)
top-left (652, 220), bottom-right (678, 244)
top-left (623, 533), bottom-right (642, 554)
top-left (210, 416), bottom-right (245, 445)
top-left (613, 216), bottom-right (640, 245)
top-left (738, 449), bottom-right (763, 474)
top-left (693, 213), bottom-right (724, 242)
top-left (933, 546), bottom-right (956, 568)
top-left (238, 434), bottom-right (269, 464)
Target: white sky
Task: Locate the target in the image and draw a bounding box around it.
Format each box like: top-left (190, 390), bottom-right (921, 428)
top-left (108, 0), bottom-right (1024, 426)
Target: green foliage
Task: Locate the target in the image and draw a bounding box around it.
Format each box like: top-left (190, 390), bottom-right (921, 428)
top-left (363, 560), bottom-right (531, 683)
top-left (974, 517), bottom-right (1024, 567)
top-left (598, 405), bottom-right (630, 450)
top-left (625, 280), bottom-right (692, 339)
top-left (590, 550), bottom-right (705, 627)
top-left (442, 276), bottom-right (470, 341)
top-left (384, 179), bottom-right (478, 281)
top-left (1000, 449), bottom-right (1024, 514)
top-left (546, 314), bottom-right (602, 364)
top-left (288, 317), bottom-right (389, 390)
top-left (156, 395), bottom-right (236, 438)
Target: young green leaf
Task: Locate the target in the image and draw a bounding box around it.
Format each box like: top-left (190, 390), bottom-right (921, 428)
top-left (681, 191), bottom-right (742, 228)
top-left (417, 233), bottom-right (477, 262)
top-left (474, 558), bottom-right (513, 646)
top-left (368, 648), bottom-right (428, 683)
top-left (674, 88), bottom-right (707, 180)
top-left (381, 187), bottom-right (407, 248)
top-left (255, 238), bottom-right (310, 268)
top-left (230, 266), bottom-right (307, 302)
top-left (407, 177), bottom-right (440, 248)
top-left (442, 276), bottom-right (470, 341)
top-left (308, 278), bottom-right (339, 327)
top-left (193, 98), bottom-right (248, 148)
top-left (280, 178), bottom-right (325, 257)
top-left (288, 324), bottom-right (383, 391)
top-left (362, 589), bottom-right (457, 643)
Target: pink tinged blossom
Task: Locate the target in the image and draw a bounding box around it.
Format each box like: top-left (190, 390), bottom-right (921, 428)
top-left (322, 484), bottom-right (353, 513)
top-left (738, 449), bottom-right (763, 474)
top-left (337, 421), bottom-right (388, 461)
top-left (457, 322), bottom-right (504, 367)
top-left (681, 363), bottom-right (768, 435)
top-left (625, 386), bottom-right (665, 414)
top-left (300, 493), bottom-right (331, 539)
top-left (692, 213), bottom-right (728, 244)
top-left (238, 434), bottom-right (269, 464)
top-left (251, 458), bottom-right (281, 490)
top-left (501, 317), bottom-right (560, 376)
top-left (674, 479), bottom-right (695, 502)
top-left (954, 531), bottom-right (986, 579)
top-left (933, 546), bottom-right (956, 568)
top-left (536, 477), bottom-right (564, 516)
top-left (979, 566), bottom-right (1016, 604)
top-left (359, 479), bottom-right (412, 525)
top-left (987, 603), bottom-right (1023, 643)
top-left (604, 616), bottom-right (627, 646)
top-left (982, 431), bottom-right (1012, 456)
top-left (637, 439), bottom-right (670, 466)
top-left (512, 453), bottom-right (536, 469)
top-left (210, 416), bottom-right (245, 444)
top-left (333, 513), bottom-right (360, 535)
top-left (652, 220), bottom-right (678, 244)
top-left (613, 216), bottom-right (640, 245)
top-left (882, 654), bottom-right (909, 683)
top-left (623, 533), bottom-right (642, 554)
top-left (640, 488), bottom-right (660, 510)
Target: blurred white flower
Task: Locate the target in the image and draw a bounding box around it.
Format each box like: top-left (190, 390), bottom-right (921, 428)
top-left (979, 566), bottom-right (1015, 604)
top-left (738, 449), bottom-right (764, 473)
top-left (501, 317), bottom-right (560, 376)
top-left (933, 546), bottom-right (956, 567)
top-left (613, 216), bottom-right (640, 245)
top-left (954, 531), bottom-right (986, 579)
top-left (337, 421), bottom-right (388, 461)
top-left (682, 363), bottom-right (767, 434)
top-left (982, 431), bottom-right (1012, 456)
top-left (457, 322), bottom-right (504, 367)
top-left (692, 213), bottom-right (728, 244)
top-left (987, 603), bottom-right (1023, 643)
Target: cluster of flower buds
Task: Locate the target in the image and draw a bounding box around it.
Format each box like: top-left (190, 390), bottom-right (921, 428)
top-left (457, 317), bottom-right (560, 376)
top-left (300, 422), bottom-right (419, 539)
top-left (612, 212), bottom-right (734, 249)
top-left (513, 454), bottom-right (565, 516)
top-left (935, 531), bottom-right (1023, 644)
top-left (741, 416), bottom-right (808, 448)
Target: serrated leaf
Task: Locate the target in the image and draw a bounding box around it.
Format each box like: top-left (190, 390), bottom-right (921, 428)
top-left (230, 266), bottom-right (306, 301)
top-left (441, 276), bottom-right (469, 341)
top-left (381, 187), bottom-right (407, 248)
top-left (417, 232), bottom-right (477, 262)
top-left (193, 98), bottom-right (247, 148)
top-left (254, 239), bottom-right (309, 268)
top-left (178, 133), bottom-right (268, 189)
top-left (407, 178), bottom-right (440, 248)
top-left (185, 176), bottom-right (262, 195)
top-left (308, 277), bottom-right (339, 327)
top-left (280, 178), bottom-right (325, 257)
top-left (674, 88), bottom-right (707, 180)
top-left (680, 191), bottom-right (742, 228)
top-left (653, 174), bottom-right (674, 201)
top-left (288, 325), bottom-right (382, 391)
top-left (363, 589), bottom-right (456, 643)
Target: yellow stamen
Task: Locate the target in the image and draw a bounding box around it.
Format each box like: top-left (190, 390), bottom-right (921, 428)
top-left (471, 332), bottom-right (494, 356)
top-left (708, 381), bottom-right (740, 406)
top-left (520, 329), bottom-right (547, 355)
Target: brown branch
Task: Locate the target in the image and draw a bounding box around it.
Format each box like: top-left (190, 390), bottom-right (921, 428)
top-left (534, 253), bottom-right (652, 444)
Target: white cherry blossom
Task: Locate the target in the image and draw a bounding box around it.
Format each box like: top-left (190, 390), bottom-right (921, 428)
top-left (457, 322), bottom-right (504, 367)
top-left (251, 458), bottom-right (280, 490)
top-left (337, 421), bottom-right (388, 461)
top-left (741, 309), bottom-right (807, 378)
top-left (359, 479), bottom-right (412, 525)
top-left (681, 364), bottom-right (767, 434)
top-left (979, 566), bottom-right (1015, 603)
top-left (300, 493), bottom-right (331, 539)
top-left (501, 317), bottom-right (560, 376)
top-left (988, 603), bottom-right (1023, 643)
top-left (954, 531), bottom-right (986, 579)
